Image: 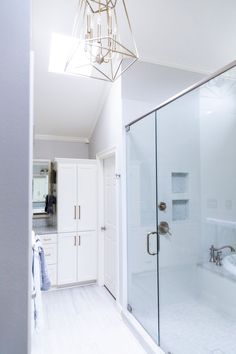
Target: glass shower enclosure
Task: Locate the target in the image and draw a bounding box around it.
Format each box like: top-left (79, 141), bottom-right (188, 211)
top-left (126, 61), bottom-right (236, 354)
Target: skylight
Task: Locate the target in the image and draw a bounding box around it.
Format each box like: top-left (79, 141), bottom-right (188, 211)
top-left (48, 33), bottom-right (93, 77)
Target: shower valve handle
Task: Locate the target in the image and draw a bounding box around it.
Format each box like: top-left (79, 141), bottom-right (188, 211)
top-left (158, 221), bottom-right (172, 236)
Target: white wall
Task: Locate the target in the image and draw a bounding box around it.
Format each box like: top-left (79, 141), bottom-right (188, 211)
top-left (200, 71), bottom-right (236, 262)
top-left (34, 139), bottom-right (89, 159)
top-left (89, 78), bottom-right (122, 159)
top-left (0, 1), bottom-right (31, 354)
top-left (122, 61), bottom-right (204, 125)
top-left (89, 61), bottom-right (204, 311)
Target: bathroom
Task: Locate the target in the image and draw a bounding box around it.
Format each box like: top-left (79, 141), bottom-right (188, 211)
top-left (1, 1), bottom-right (236, 354)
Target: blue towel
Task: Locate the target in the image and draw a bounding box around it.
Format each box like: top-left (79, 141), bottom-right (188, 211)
top-left (39, 247), bottom-right (51, 291)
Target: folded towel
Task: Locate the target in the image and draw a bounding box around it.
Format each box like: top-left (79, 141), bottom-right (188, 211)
top-left (39, 247), bottom-right (51, 291)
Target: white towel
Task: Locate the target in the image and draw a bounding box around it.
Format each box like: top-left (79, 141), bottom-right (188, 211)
top-left (31, 231), bottom-right (44, 333)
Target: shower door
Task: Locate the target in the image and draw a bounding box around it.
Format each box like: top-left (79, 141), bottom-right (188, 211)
top-left (156, 90), bottom-right (202, 354)
top-left (126, 112), bottom-right (159, 343)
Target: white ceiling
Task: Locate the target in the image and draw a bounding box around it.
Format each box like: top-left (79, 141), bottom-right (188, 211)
top-left (32, 0), bottom-right (236, 140)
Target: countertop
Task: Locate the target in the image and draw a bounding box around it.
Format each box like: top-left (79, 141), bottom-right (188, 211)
top-left (33, 226), bottom-right (58, 235)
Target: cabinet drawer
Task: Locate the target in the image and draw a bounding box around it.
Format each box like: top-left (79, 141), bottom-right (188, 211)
top-left (40, 234), bottom-right (57, 245)
top-left (44, 244), bottom-right (57, 265)
top-left (47, 264), bottom-right (57, 286)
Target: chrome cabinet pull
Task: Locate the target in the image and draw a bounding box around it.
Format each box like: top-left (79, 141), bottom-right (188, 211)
top-left (147, 231), bottom-right (158, 256)
top-left (44, 238), bottom-right (51, 242)
top-left (74, 236), bottom-right (77, 246)
top-left (78, 235), bottom-right (81, 246)
top-left (78, 205), bottom-right (81, 220)
top-left (74, 206), bottom-right (77, 220)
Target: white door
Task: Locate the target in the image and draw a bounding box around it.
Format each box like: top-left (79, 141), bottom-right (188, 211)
top-left (57, 233), bottom-right (77, 285)
top-left (77, 165), bottom-right (97, 231)
top-left (57, 164), bottom-right (77, 232)
top-left (103, 156), bottom-right (117, 297)
top-left (77, 231), bottom-right (97, 282)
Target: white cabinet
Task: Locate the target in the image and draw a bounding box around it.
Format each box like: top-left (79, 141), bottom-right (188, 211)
top-left (56, 160), bottom-right (97, 233)
top-left (77, 231), bottom-right (97, 282)
top-left (56, 159), bottom-right (98, 287)
top-left (40, 233), bottom-right (58, 287)
top-left (57, 231), bottom-right (97, 286)
top-left (77, 165), bottom-right (97, 231)
top-left (57, 163), bottom-right (77, 233)
top-left (57, 233), bottom-right (77, 285)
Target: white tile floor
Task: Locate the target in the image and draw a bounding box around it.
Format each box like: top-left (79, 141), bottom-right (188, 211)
top-left (160, 299), bottom-right (236, 354)
top-left (131, 270), bottom-right (236, 354)
top-left (31, 285), bottom-right (148, 354)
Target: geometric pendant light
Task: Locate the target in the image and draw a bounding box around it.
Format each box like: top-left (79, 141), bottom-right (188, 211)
top-left (65, 0), bottom-right (139, 82)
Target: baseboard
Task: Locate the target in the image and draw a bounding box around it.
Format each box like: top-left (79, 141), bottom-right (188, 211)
top-left (47, 280), bottom-right (97, 292)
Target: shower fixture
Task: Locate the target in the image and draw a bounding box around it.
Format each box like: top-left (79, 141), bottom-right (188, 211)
top-left (209, 245), bottom-right (235, 266)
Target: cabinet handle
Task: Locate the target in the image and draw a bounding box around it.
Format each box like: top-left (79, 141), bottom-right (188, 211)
top-left (74, 236), bottom-right (77, 246)
top-left (78, 235), bottom-right (81, 246)
top-left (74, 206), bottom-right (77, 219)
top-left (77, 205), bottom-right (81, 220)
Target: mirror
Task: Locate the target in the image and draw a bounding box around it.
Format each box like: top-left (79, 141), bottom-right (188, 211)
top-left (33, 160), bottom-right (51, 215)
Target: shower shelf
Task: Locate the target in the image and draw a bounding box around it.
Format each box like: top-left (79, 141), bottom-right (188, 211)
top-left (206, 217), bottom-right (236, 229)
top-left (171, 172), bottom-right (189, 194)
top-left (172, 199), bottom-right (189, 221)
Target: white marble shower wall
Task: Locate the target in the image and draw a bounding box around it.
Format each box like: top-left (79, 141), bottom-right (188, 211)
top-left (199, 72), bottom-right (236, 263)
top-left (157, 89), bottom-right (202, 270)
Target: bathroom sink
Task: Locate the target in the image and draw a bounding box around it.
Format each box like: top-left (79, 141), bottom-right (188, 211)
top-left (222, 253), bottom-right (236, 276)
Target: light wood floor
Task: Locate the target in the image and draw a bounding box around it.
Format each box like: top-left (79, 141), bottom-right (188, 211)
top-left (31, 285), bottom-right (147, 354)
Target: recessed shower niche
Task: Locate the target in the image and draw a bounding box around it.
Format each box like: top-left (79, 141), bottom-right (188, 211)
top-left (171, 172), bottom-right (188, 193)
top-left (172, 199), bottom-right (189, 221)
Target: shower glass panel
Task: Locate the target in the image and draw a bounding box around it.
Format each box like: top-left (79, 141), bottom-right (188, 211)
top-left (157, 65), bottom-right (236, 354)
top-left (126, 112), bottom-right (159, 343)
top-left (126, 61), bottom-right (236, 354)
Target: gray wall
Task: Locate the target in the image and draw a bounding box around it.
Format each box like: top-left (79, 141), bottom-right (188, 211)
top-left (34, 139), bottom-right (89, 159)
top-left (0, 1), bottom-right (31, 354)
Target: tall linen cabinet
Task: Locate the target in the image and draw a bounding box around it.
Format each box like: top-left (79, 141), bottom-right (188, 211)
top-left (55, 159), bottom-right (98, 286)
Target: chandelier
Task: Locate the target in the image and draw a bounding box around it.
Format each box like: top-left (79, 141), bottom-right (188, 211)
top-left (65, 0), bottom-right (139, 82)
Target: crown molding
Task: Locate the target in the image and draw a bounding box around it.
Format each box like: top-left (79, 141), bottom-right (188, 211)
top-left (35, 134), bottom-right (89, 144)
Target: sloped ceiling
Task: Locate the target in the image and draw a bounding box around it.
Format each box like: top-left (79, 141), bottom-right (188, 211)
top-left (32, 0), bottom-right (236, 139)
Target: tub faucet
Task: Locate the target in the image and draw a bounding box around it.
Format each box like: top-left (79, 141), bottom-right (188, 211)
top-left (209, 245), bottom-right (235, 265)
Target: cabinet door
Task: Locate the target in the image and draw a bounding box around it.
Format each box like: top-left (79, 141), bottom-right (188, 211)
top-left (77, 165), bottom-right (97, 231)
top-left (58, 233), bottom-right (77, 285)
top-left (57, 164), bottom-right (77, 232)
top-left (77, 231), bottom-right (97, 282)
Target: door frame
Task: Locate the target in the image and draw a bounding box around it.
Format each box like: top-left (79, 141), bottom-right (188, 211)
top-left (96, 146), bottom-right (120, 303)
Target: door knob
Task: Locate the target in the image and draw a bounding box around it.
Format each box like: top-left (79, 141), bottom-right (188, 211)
top-left (158, 221), bottom-right (172, 236)
top-left (101, 226), bottom-right (106, 231)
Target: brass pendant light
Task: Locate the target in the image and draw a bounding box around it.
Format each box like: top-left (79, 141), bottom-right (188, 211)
top-left (65, 0), bottom-right (139, 82)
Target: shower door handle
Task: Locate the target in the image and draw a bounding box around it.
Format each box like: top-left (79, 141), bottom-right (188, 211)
top-left (147, 231), bottom-right (158, 256)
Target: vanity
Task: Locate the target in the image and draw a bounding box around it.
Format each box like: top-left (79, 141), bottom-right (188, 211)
top-left (33, 158), bottom-right (98, 288)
